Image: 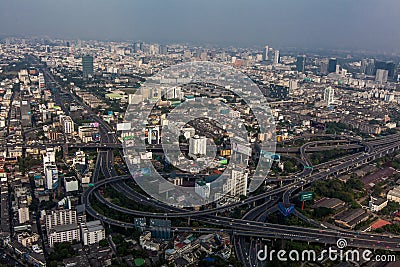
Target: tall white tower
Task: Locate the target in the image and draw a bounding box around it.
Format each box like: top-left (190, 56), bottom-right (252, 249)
top-left (324, 87), bottom-right (335, 105)
top-left (274, 50), bottom-right (280, 64)
top-left (262, 45), bottom-right (269, 61)
top-left (189, 135), bottom-right (207, 158)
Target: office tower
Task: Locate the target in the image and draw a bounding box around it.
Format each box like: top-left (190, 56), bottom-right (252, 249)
top-left (296, 55), bottom-right (306, 72)
top-left (159, 45), bottom-right (168, 55)
top-left (375, 69), bottom-right (388, 84)
top-left (262, 45), bottom-right (269, 61)
top-left (328, 58), bottom-right (337, 73)
top-left (386, 62), bottom-right (396, 78)
top-left (360, 59), bottom-right (368, 74)
top-left (324, 87), bottom-right (335, 105)
top-left (365, 59), bottom-right (375, 75)
top-left (189, 135), bottom-right (207, 158)
top-left (274, 50), bottom-right (280, 64)
top-left (320, 61), bottom-right (328, 74)
top-left (82, 55), bottom-right (94, 79)
top-left (374, 60), bottom-right (387, 75)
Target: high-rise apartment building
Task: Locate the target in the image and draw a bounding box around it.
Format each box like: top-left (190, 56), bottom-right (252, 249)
top-left (45, 209), bottom-right (77, 232)
top-left (189, 135), bottom-right (207, 158)
top-left (375, 69), bottom-right (389, 84)
top-left (223, 169), bottom-right (248, 197)
top-left (262, 45), bottom-right (269, 61)
top-left (80, 220), bottom-right (106, 245)
top-left (324, 87), bottom-right (335, 105)
top-left (274, 50), bottom-right (280, 64)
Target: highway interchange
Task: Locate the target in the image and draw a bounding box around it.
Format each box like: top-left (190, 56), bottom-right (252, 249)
top-left (43, 66), bottom-right (400, 266)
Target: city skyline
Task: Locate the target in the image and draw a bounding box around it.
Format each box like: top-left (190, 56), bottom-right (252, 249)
top-left (1, 0), bottom-right (400, 52)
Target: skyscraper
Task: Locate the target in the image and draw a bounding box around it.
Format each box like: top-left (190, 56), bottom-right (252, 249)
top-left (274, 50), bottom-right (280, 64)
top-left (374, 61), bottom-right (387, 75)
top-left (82, 55), bottom-right (94, 79)
top-left (320, 60), bottom-right (328, 74)
top-left (386, 62), bottom-right (396, 78)
top-left (262, 45), bottom-right (269, 61)
top-left (296, 55), bottom-right (306, 73)
top-left (328, 58), bottom-right (337, 73)
top-left (324, 87), bottom-right (335, 105)
top-left (375, 69), bottom-right (388, 84)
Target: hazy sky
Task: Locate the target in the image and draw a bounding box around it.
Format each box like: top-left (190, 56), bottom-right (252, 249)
top-left (1, 0), bottom-right (399, 51)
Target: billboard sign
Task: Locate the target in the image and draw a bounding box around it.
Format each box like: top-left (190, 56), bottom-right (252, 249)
top-left (299, 191), bottom-right (313, 201)
top-left (232, 142), bottom-right (251, 156)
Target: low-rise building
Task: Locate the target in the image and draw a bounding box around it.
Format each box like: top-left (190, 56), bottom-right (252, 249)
top-left (334, 209), bottom-right (369, 229)
top-left (369, 196), bottom-right (388, 212)
top-left (65, 176), bottom-right (79, 193)
top-left (387, 186), bottom-right (400, 203)
top-left (17, 232), bottom-right (40, 247)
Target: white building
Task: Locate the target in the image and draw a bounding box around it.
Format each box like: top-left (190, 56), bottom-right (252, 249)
top-left (274, 50), bottom-right (280, 64)
top-left (18, 206), bottom-right (30, 224)
top-left (324, 87), bottom-right (335, 105)
top-left (369, 196), bottom-right (388, 212)
top-left (45, 165), bottom-right (58, 190)
top-left (262, 45), bottom-right (269, 61)
top-left (223, 169), bottom-right (248, 197)
top-left (195, 180), bottom-right (211, 199)
top-left (72, 151), bottom-right (86, 167)
top-left (45, 209), bottom-right (77, 232)
top-left (64, 176), bottom-right (79, 192)
top-left (376, 69), bottom-right (389, 84)
top-left (60, 115), bottom-right (75, 135)
top-left (80, 220), bottom-right (106, 246)
top-left (387, 186), bottom-right (400, 203)
top-left (48, 224), bottom-right (80, 247)
top-left (43, 148), bottom-right (56, 167)
top-left (189, 135), bottom-right (207, 158)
